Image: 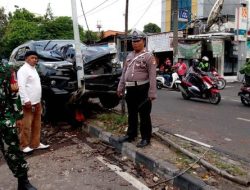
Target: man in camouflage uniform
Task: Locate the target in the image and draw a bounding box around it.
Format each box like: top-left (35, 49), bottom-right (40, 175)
top-left (117, 29), bottom-right (157, 148)
top-left (0, 62), bottom-right (36, 190)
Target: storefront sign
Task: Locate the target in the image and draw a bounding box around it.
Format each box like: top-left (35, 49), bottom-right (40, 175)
top-left (178, 41), bottom-right (201, 59)
top-left (235, 7), bottom-right (248, 41)
top-left (147, 33), bottom-right (172, 52)
top-left (212, 40), bottom-right (223, 57)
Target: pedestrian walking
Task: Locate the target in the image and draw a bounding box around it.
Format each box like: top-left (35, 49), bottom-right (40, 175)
top-left (0, 62), bottom-right (37, 190)
top-left (17, 51), bottom-right (49, 153)
top-left (117, 29), bottom-right (157, 148)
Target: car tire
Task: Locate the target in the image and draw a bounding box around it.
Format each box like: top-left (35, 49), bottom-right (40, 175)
top-left (99, 94), bottom-right (120, 109)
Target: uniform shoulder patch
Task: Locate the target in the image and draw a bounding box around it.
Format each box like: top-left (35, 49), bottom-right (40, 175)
top-left (151, 56), bottom-right (157, 65)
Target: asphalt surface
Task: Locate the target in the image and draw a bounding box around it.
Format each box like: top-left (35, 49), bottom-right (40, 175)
top-left (151, 82), bottom-right (250, 162)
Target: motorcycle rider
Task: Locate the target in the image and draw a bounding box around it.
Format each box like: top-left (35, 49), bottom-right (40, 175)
top-left (172, 58), bottom-right (187, 80)
top-left (162, 57), bottom-right (173, 85)
top-left (185, 59), bottom-right (207, 91)
top-left (199, 56), bottom-right (209, 72)
top-left (239, 60), bottom-right (250, 86)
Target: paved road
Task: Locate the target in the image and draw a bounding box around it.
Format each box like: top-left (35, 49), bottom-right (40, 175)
top-left (151, 82), bottom-right (250, 161)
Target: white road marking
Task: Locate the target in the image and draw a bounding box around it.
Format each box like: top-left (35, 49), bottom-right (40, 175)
top-left (231, 99), bottom-right (241, 102)
top-left (224, 138), bottom-right (232, 142)
top-left (97, 156), bottom-right (151, 190)
top-left (175, 134), bottom-right (213, 148)
top-left (221, 97), bottom-right (240, 102)
top-left (237, 117), bottom-right (250, 122)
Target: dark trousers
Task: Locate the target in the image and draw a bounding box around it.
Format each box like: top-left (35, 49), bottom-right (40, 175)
top-left (125, 83), bottom-right (152, 141)
top-left (0, 117), bottom-right (28, 178)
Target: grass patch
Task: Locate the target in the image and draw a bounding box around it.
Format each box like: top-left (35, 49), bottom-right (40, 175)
top-left (213, 161), bottom-right (246, 176)
top-left (95, 113), bottom-right (128, 134)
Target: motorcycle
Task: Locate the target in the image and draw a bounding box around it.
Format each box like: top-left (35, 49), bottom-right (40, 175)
top-left (238, 75), bottom-right (250, 106)
top-left (176, 73), bottom-right (221, 105)
top-left (156, 72), bottom-right (180, 90)
top-left (209, 68), bottom-right (226, 90)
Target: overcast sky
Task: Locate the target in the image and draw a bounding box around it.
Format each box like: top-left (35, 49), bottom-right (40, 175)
top-left (0, 0), bottom-right (162, 32)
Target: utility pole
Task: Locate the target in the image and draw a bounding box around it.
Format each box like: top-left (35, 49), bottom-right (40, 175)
top-left (71, 0), bottom-right (84, 89)
top-left (121, 0), bottom-right (129, 114)
top-left (173, 0), bottom-right (179, 64)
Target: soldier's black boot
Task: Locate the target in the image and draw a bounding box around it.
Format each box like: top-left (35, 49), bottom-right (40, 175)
top-left (18, 176), bottom-right (37, 190)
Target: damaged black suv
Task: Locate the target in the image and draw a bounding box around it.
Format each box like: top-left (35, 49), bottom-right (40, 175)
top-left (9, 40), bottom-right (122, 123)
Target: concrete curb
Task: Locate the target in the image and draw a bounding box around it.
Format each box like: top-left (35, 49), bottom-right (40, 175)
top-left (83, 125), bottom-right (218, 190)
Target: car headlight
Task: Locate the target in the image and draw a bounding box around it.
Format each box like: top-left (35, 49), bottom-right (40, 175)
top-left (43, 63), bottom-right (57, 69)
top-left (111, 57), bottom-right (118, 64)
top-left (51, 80), bottom-right (56, 86)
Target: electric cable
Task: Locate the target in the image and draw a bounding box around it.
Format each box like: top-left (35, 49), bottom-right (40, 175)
top-left (149, 148), bottom-right (210, 188)
top-left (132, 0), bottom-right (155, 28)
top-left (86, 0), bottom-right (120, 16)
top-left (80, 0), bottom-right (90, 31)
top-left (85, 0), bottom-right (110, 15)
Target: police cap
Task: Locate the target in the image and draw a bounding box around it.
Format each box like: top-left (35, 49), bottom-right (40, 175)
top-left (130, 29), bottom-right (146, 42)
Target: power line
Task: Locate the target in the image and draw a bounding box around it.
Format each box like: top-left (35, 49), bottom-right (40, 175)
top-left (80, 0), bottom-right (90, 31)
top-left (132, 0), bottom-right (155, 28)
top-left (86, 0), bottom-right (120, 16)
top-left (85, 0), bottom-right (110, 14)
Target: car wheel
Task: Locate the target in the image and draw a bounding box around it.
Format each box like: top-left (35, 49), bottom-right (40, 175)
top-left (99, 94), bottom-right (120, 109)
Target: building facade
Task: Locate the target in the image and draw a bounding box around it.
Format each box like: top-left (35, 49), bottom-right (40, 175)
top-left (161, 0), bottom-right (243, 33)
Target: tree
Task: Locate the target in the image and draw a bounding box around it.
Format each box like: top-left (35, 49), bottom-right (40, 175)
top-left (143, 23), bottom-right (161, 33)
top-left (40, 16), bottom-right (74, 39)
top-left (0, 7), bottom-right (8, 58)
top-left (8, 8), bottom-right (39, 23)
top-left (2, 20), bottom-right (41, 56)
top-left (1, 8), bottom-right (99, 57)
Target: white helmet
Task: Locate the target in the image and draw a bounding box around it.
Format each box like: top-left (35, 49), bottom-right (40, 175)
top-left (202, 56), bottom-right (209, 62)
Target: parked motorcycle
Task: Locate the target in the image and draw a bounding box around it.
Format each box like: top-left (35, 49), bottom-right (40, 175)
top-left (156, 72), bottom-right (180, 90)
top-left (176, 73), bottom-right (221, 104)
top-left (238, 75), bottom-right (250, 106)
top-left (209, 68), bottom-right (226, 90)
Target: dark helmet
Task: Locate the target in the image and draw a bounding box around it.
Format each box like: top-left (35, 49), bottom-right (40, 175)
top-left (192, 59), bottom-right (199, 67)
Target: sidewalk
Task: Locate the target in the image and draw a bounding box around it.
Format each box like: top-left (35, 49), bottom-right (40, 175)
top-left (84, 119), bottom-right (250, 190)
top-left (1, 119), bottom-right (249, 190)
top-left (224, 76), bottom-right (238, 83)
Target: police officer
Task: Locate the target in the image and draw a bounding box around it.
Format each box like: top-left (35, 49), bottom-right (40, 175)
top-left (0, 62), bottom-right (37, 190)
top-left (117, 29), bottom-right (157, 148)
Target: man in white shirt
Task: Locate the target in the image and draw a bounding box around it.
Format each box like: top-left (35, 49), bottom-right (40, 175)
top-left (17, 51), bottom-right (50, 153)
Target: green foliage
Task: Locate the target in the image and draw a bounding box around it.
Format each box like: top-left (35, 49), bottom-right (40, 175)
top-left (143, 23), bottom-right (161, 33)
top-left (83, 30), bottom-right (99, 43)
top-left (239, 61), bottom-right (250, 76)
top-left (0, 6), bottom-right (99, 58)
top-left (8, 8), bottom-right (38, 23)
top-left (0, 7), bottom-right (8, 29)
top-left (95, 113), bottom-right (127, 133)
top-left (2, 20), bottom-right (41, 56)
top-left (0, 7), bottom-right (8, 58)
top-left (40, 16), bottom-right (74, 39)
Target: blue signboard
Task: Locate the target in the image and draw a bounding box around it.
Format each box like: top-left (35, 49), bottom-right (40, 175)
top-left (179, 9), bottom-right (189, 22)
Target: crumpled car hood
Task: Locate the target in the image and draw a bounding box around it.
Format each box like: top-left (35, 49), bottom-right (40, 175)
top-left (80, 46), bottom-right (112, 64)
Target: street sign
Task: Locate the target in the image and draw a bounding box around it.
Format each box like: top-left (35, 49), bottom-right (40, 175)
top-left (178, 9), bottom-right (189, 22)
